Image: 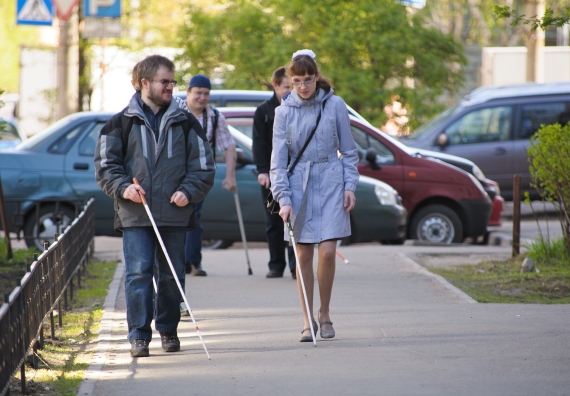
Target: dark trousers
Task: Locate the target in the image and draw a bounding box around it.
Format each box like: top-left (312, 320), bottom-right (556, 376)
top-left (261, 186), bottom-right (296, 274)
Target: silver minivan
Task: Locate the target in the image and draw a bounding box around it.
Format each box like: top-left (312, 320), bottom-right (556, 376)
top-left (402, 82), bottom-right (570, 200)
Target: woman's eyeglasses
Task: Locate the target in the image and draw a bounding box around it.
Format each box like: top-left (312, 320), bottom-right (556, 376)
top-left (292, 78), bottom-right (315, 88)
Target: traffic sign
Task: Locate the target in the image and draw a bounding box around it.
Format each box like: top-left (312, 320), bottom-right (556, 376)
top-left (83, 0), bottom-right (121, 18)
top-left (16, 0), bottom-right (54, 26)
top-left (83, 18), bottom-right (122, 38)
top-left (400, 0), bottom-right (426, 8)
top-left (52, 0), bottom-right (80, 21)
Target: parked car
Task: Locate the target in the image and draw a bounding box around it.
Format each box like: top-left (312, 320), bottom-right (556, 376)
top-left (220, 108), bottom-right (495, 244)
top-left (401, 82), bottom-right (570, 200)
top-left (0, 118), bottom-right (23, 149)
top-left (0, 112), bottom-right (406, 250)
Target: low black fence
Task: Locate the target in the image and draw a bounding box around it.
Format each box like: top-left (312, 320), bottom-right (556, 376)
top-left (0, 198), bottom-right (95, 396)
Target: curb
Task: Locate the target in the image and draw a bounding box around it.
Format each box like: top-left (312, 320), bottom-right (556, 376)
top-left (396, 252), bottom-right (478, 304)
top-left (76, 256), bottom-right (125, 396)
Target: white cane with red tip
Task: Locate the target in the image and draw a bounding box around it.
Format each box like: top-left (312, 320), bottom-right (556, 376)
top-left (133, 178), bottom-right (211, 360)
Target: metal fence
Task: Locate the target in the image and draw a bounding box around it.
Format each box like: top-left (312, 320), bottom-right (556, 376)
top-left (0, 198), bottom-right (95, 396)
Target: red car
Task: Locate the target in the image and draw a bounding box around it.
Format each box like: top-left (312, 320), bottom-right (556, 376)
top-left (220, 108), bottom-right (501, 244)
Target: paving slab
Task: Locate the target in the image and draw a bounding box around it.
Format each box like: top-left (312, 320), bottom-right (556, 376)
top-left (78, 239), bottom-right (570, 396)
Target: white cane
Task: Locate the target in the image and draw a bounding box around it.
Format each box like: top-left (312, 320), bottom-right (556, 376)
top-left (133, 178), bottom-right (211, 360)
top-left (287, 219), bottom-right (316, 346)
top-left (227, 183), bottom-right (253, 275)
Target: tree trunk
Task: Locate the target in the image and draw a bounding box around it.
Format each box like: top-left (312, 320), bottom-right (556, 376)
top-left (525, 0), bottom-right (545, 83)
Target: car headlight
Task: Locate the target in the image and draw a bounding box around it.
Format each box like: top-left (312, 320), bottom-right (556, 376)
top-left (374, 184), bottom-right (399, 206)
top-left (472, 165), bottom-right (486, 181)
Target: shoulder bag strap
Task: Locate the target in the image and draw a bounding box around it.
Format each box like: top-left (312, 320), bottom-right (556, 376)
top-left (287, 98), bottom-right (328, 175)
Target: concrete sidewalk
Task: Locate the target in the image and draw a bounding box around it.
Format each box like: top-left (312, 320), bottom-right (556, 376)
top-left (78, 239), bottom-right (570, 395)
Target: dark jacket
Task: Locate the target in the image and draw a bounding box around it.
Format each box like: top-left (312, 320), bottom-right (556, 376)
top-left (94, 93), bottom-right (216, 231)
top-left (252, 93), bottom-right (281, 174)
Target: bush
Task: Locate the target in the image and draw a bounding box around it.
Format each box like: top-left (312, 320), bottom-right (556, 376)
top-left (527, 123), bottom-right (570, 255)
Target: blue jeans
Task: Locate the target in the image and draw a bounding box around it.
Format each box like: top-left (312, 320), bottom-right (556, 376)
top-left (185, 200), bottom-right (203, 265)
top-left (123, 226), bottom-right (186, 342)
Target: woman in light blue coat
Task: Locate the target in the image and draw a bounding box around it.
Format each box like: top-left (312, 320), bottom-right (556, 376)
top-left (270, 50), bottom-right (359, 342)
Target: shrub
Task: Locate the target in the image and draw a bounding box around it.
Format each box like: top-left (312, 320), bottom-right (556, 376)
top-left (527, 123), bottom-right (570, 255)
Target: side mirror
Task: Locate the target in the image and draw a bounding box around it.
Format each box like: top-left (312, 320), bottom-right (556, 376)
top-left (436, 133), bottom-right (448, 149)
top-left (236, 148), bottom-right (253, 166)
top-left (365, 148), bottom-right (381, 170)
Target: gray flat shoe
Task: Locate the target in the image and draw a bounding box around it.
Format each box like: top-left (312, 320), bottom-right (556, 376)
top-left (299, 322), bottom-right (318, 342)
top-left (319, 321), bottom-right (335, 339)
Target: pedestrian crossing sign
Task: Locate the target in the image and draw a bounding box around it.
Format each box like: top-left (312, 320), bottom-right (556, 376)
top-left (17, 0), bottom-right (54, 26)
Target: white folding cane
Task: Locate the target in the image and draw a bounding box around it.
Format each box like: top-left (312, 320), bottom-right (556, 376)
top-left (287, 220), bottom-right (317, 346)
top-left (133, 178), bottom-right (211, 360)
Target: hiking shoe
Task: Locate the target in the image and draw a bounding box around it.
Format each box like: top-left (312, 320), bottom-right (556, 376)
top-left (160, 332), bottom-right (180, 352)
top-left (191, 265), bottom-right (207, 276)
top-left (266, 270), bottom-right (283, 278)
top-left (180, 303), bottom-right (190, 317)
top-left (130, 339), bottom-right (150, 357)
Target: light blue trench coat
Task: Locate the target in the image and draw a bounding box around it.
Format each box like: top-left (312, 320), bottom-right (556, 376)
top-left (270, 88), bottom-right (359, 243)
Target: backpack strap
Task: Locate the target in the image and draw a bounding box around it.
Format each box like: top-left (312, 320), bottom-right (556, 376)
top-left (120, 107), bottom-right (134, 158)
top-left (211, 107), bottom-right (219, 155)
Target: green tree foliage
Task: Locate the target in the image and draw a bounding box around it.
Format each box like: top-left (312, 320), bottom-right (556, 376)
top-left (176, 0), bottom-right (466, 128)
top-left (0, 88), bottom-right (5, 133)
top-left (527, 123), bottom-right (570, 254)
top-left (495, 5), bottom-right (570, 31)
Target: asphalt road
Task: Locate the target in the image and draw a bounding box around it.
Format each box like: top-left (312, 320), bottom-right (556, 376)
top-left (76, 237), bottom-right (570, 396)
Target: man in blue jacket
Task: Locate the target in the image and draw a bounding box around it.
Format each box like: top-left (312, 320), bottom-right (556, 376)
top-left (94, 55), bottom-right (215, 357)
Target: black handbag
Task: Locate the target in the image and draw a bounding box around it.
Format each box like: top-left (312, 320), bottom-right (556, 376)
top-left (265, 99), bottom-right (328, 214)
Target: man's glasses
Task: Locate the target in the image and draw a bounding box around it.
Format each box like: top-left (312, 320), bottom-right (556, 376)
top-left (152, 79), bottom-right (178, 87)
top-left (292, 78), bottom-right (315, 88)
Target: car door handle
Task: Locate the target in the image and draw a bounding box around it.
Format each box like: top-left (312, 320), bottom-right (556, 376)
top-left (74, 163), bottom-right (89, 170)
top-left (492, 147), bottom-right (509, 155)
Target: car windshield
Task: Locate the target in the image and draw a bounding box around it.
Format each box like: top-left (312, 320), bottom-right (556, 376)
top-left (352, 117), bottom-right (418, 156)
top-left (15, 116), bottom-right (80, 150)
top-left (406, 105), bottom-right (461, 140)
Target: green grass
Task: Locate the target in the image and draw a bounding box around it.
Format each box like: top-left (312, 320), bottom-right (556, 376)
top-left (431, 238), bottom-right (570, 303)
top-left (8, 260), bottom-right (117, 396)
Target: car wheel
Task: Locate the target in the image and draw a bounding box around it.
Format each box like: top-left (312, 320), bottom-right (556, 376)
top-left (23, 204), bottom-right (76, 250)
top-left (202, 239), bottom-right (234, 250)
top-left (409, 204), bottom-right (463, 244)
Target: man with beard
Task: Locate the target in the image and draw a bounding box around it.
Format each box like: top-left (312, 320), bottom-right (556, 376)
top-left (95, 55), bottom-right (215, 357)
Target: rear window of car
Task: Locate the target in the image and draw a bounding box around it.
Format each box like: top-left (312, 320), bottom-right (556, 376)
top-left (48, 124), bottom-right (84, 154)
top-left (518, 101), bottom-right (570, 139)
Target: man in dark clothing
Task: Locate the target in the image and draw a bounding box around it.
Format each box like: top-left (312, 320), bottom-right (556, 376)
top-left (94, 55), bottom-right (215, 357)
top-left (252, 66), bottom-right (296, 279)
